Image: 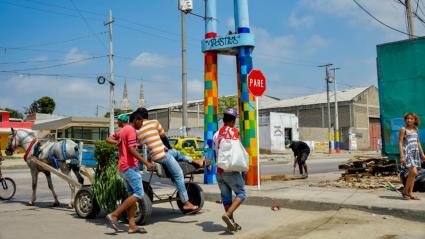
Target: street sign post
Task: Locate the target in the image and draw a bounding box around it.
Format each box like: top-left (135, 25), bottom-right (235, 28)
top-left (248, 69), bottom-right (266, 190)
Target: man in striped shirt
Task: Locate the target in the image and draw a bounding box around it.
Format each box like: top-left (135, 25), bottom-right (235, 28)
top-left (135, 108), bottom-right (200, 213)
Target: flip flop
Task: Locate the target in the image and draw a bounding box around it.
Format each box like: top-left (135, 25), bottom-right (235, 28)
top-left (128, 227), bottom-right (147, 234)
top-left (222, 214), bottom-right (236, 232)
top-left (409, 195), bottom-right (421, 200)
top-left (106, 215), bottom-right (119, 232)
top-left (187, 205), bottom-right (201, 214)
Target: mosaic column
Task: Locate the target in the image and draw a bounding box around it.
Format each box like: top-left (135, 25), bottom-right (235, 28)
top-left (235, 0), bottom-right (258, 185)
top-left (203, 0), bottom-right (218, 184)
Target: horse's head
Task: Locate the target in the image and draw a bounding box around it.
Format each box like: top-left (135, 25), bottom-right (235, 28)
top-left (5, 128), bottom-right (17, 156)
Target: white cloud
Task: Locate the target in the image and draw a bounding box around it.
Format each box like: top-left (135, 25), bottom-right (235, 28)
top-left (64, 47), bottom-right (90, 63)
top-left (253, 27), bottom-right (296, 60)
top-left (188, 79), bottom-right (203, 97)
top-left (288, 11), bottom-right (314, 28)
top-left (300, 0), bottom-right (423, 37)
top-left (304, 34), bottom-right (330, 54)
top-left (2, 75), bottom-right (107, 116)
top-left (32, 56), bottom-right (49, 62)
top-left (131, 52), bottom-right (178, 68)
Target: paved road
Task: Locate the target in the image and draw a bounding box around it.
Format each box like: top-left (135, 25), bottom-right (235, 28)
top-left (261, 157), bottom-right (349, 176)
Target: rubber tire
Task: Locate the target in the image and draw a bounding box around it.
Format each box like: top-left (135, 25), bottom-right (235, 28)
top-left (0, 177), bottom-right (16, 200)
top-left (176, 182), bottom-right (204, 214)
top-left (122, 194), bottom-right (153, 225)
top-left (143, 181), bottom-right (154, 202)
top-left (74, 186), bottom-right (100, 219)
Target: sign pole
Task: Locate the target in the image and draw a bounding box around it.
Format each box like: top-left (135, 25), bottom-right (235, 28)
top-left (256, 96), bottom-right (261, 190)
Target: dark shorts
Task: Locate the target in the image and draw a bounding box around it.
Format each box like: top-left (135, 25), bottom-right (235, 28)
top-left (297, 151), bottom-right (310, 164)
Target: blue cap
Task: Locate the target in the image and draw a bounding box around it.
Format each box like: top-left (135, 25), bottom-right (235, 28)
top-left (224, 108), bottom-right (238, 117)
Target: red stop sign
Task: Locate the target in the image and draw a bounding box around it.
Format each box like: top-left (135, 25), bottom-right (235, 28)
top-left (248, 69), bottom-right (266, 96)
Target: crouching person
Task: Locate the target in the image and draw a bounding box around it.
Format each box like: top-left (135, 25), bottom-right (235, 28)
top-left (213, 108), bottom-right (247, 232)
top-left (105, 111), bottom-right (153, 234)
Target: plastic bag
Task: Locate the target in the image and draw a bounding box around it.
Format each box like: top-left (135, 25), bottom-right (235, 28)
top-left (217, 139), bottom-right (249, 172)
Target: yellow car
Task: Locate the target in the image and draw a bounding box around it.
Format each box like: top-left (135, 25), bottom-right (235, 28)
top-left (169, 137), bottom-right (204, 159)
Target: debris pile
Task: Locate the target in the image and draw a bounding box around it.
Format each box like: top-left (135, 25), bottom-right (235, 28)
top-left (312, 155), bottom-right (402, 190)
top-left (338, 155), bottom-right (397, 179)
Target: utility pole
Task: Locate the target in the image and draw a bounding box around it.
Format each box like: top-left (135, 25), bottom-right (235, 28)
top-left (405, 0), bottom-right (416, 39)
top-left (319, 64), bottom-right (333, 154)
top-left (105, 10), bottom-right (115, 135)
top-left (181, 8), bottom-right (188, 137)
top-left (96, 104), bottom-right (99, 117)
top-left (331, 67), bottom-right (341, 153)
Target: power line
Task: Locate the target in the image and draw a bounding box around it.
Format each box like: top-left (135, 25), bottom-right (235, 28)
top-left (69, 0), bottom-right (108, 49)
top-left (0, 31), bottom-right (107, 49)
top-left (352, 0), bottom-right (417, 37)
top-left (1, 55), bottom-right (106, 72)
top-left (0, 57), bottom-right (71, 65)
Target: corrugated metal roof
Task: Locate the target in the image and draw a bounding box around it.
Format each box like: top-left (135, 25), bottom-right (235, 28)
top-left (262, 86), bottom-right (370, 110)
top-left (147, 95), bottom-right (280, 111)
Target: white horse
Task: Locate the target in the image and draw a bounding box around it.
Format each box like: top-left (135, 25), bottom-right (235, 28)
top-left (5, 128), bottom-right (81, 208)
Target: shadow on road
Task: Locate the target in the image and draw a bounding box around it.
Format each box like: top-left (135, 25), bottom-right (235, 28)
top-left (379, 195), bottom-right (403, 201)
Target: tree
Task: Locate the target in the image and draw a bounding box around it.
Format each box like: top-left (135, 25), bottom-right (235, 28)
top-left (36, 96), bottom-right (55, 114)
top-left (218, 96), bottom-right (238, 115)
top-left (28, 96), bottom-right (56, 114)
top-left (104, 108), bottom-right (133, 118)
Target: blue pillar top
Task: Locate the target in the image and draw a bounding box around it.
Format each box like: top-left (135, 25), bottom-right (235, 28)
top-left (205, 0), bottom-right (217, 37)
top-left (234, 0), bottom-right (250, 33)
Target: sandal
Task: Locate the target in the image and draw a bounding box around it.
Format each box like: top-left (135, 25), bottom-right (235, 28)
top-left (106, 214), bottom-right (119, 232)
top-left (401, 190), bottom-right (411, 200)
top-left (187, 205), bottom-right (201, 214)
top-left (409, 195), bottom-right (421, 200)
top-left (222, 214), bottom-right (236, 232)
top-left (128, 227), bottom-right (147, 234)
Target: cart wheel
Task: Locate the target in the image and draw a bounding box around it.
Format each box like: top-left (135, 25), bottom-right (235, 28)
top-left (74, 186), bottom-right (100, 219)
top-left (142, 181), bottom-right (154, 202)
top-left (122, 194), bottom-right (152, 225)
top-left (0, 177), bottom-right (16, 200)
top-left (177, 182), bottom-right (204, 214)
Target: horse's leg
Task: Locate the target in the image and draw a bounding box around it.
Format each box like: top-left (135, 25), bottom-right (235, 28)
top-left (60, 163), bottom-right (75, 208)
top-left (44, 171), bottom-right (60, 207)
top-left (28, 168), bottom-right (38, 206)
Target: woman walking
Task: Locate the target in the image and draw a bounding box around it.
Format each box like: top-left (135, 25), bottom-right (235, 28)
top-left (398, 112), bottom-right (425, 200)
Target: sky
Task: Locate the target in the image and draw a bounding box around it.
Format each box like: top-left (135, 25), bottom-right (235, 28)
top-left (0, 0), bottom-right (423, 116)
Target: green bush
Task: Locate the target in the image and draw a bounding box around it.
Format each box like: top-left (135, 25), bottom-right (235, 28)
top-left (93, 141), bottom-right (125, 213)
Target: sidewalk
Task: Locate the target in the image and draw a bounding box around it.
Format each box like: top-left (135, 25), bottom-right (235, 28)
top-left (193, 172), bottom-right (425, 222)
top-left (260, 150), bottom-right (380, 164)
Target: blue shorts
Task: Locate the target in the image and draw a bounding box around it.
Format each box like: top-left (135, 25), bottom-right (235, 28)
top-left (217, 172), bottom-right (247, 206)
top-left (120, 167), bottom-right (144, 199)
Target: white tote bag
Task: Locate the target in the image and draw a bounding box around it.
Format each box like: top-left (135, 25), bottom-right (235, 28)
top-left (217, 138), bottom-right (249, 172)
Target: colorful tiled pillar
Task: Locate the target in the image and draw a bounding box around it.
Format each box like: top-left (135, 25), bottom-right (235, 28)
top-left (203, 0), bottom-right (218, 184)
top-left (235, 0), bottom-right (258, 185)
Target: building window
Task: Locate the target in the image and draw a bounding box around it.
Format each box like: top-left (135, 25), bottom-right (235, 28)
top-left (100, 128), bottom-right (109, 140)
top-left (65, 128), bottom-right (73, 138)
top-left (0, 114), bottom-right (2, 122)
top-left (82, 128), bottom-right (100, 141)
top-left (73, 127), bottom-right (83, 139)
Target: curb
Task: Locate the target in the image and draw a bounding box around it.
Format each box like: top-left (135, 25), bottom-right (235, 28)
top-left (203, 191), bottom-right (425, 222)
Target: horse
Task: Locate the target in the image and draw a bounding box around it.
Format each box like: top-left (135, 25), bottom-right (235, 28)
top-left (5, 128), bottom-right (81, 208)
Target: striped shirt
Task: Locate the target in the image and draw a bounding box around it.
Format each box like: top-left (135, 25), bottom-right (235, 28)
top-left (136, 120), bottom-right (166, 161)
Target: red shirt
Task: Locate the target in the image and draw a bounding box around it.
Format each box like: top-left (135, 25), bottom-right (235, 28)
top-left (112, 125), bottom-right (138, 172)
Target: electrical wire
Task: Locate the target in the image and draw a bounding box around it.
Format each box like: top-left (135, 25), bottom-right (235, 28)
top-left (352, 0), bottom-right (417, 37)
top-left (1, 55), bottom-right (106, 72)
top-left (69, 0), bottom-right (108, 50)
top-left (0, 31), bottom-right (107, 49)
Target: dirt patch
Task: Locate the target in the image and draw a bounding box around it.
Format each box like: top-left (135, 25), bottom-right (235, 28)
top-left (309, 175), bottom-right (402, 190)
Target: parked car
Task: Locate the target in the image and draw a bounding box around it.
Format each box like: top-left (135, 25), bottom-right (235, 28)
top-left (169, 137), bottom-right (205, 159)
